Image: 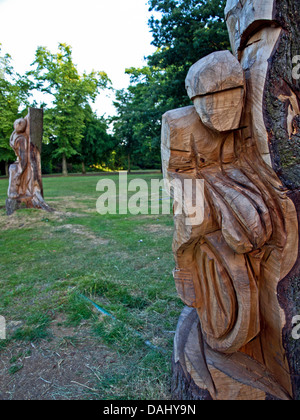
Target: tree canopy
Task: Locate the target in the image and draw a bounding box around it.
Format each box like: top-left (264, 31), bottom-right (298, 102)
top-left (29, 43), bottom-right (110, 175)
top-left (148, 0), bottom-right (229, 107)
top-left (113, 0), bottom-right (230, 170)
top-left (0, 44), bottom-right (30, 170)
top-left (79, 105), bottom-right (118, 172)
top-left (0, 1), bottom-right (230, 175)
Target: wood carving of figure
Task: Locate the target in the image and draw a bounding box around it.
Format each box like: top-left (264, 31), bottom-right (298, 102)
top-left (6, 109), bottom-right (52, 215)
top-left (162, 51), bottom-right (298, 399)
top-left (8, 117), bottom-right (30, 199)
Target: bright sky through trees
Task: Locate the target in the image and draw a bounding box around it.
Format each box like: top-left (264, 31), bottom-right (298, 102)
top-left (0, 0), bottom-right (156, 117)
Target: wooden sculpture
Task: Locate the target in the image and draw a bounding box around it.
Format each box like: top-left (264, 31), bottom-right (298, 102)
top-left (162, 0), bottom-right (299, 401)
top-left (6, 108), bottom-right (52, 216)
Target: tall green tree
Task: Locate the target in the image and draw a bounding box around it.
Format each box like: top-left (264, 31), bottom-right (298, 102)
top-left (30, 43), bottom-right (110, 175)
top-left (79, 105), bottom-right (118, 173)
top-left (113, 88), bottom-right (136, 172)
top-left (0, 45), bottom-right (30, 174)
top-left (113, 0), bottom-right (230, 169)
top-left (113, 66), bottom-right (167, 171)
top-left (148, 0), bottom-right (230, 108)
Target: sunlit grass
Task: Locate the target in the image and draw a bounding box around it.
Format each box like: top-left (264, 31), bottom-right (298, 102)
top-left (0, 174), bottom-right (183, 399)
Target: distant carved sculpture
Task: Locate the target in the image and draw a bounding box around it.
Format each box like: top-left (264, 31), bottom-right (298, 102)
top-left (6, 108), bottom-right (52, 215)
top-left (162, 0), bottom-right (299, 400)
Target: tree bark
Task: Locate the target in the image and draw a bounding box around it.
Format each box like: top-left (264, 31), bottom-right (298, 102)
top-left (262, 1), bottom-right (300, 400)
top-left (164, 0), bottom-right (299, 400)
top-left (6, 108), bottom-right (53, 215)
top-left (128, 153), bottom-right (131, 174)
top-left (5, 161), bottom-right (9, 177)
top-left (171, 354), bottom-right (213, 401)
top-left (225, 0), bottom-right (299, 399)
top-left (62, 153), bottom-right (68, 176)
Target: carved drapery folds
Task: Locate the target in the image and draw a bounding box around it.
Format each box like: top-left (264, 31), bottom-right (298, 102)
top-left (164, 0), bottom-right (299, 400)
top-left (6, 108), bottom-right (52, 215)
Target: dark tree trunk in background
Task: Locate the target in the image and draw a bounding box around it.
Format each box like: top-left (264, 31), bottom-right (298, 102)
top-left (62, 153), bottom-right (68, 176)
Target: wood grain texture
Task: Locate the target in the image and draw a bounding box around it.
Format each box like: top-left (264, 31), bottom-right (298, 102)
top-left (172, 307), bottom-right (291, 400)
top-left (185, 50), bottom-right (245, 99)
top-left (163, 2), bottom-right (299, 399)
top-left (6, 108), bottom-right (53, 215)
top-left (226, 0), bottom-right (300, 399)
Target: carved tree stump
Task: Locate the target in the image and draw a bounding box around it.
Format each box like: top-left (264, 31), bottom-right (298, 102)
top-left (171, 307), bottom-right (292, 400)
top-left (6, 108), bottom-right (53, 216)
top-left (162, 0), bottom-right (299, 401)
top-left (226, 0), bottom-right (300, 400)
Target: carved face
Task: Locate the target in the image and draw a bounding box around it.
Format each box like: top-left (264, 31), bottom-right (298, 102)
top-left (14, 118), bottom-right (27, 134)
top-left (185, 51), bottom-right (246, 133)
top-left (193, 87), bottom-right (245, 133)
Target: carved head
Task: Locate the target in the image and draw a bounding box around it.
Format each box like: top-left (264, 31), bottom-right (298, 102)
top-left (14, 118), bottom-right (27, 134)
top-left (185, 51), bottom-right (245, 132)
top-left (225, 0), bottom-right (276, 57)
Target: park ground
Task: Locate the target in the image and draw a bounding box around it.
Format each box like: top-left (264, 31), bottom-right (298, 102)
top-left (0, 174), bottom-right (184, 400)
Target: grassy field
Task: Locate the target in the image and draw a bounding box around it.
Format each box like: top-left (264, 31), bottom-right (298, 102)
top-left (0, 174), bottom-right (184, 400)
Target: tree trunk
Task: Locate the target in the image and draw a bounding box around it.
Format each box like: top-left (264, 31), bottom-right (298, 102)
top-left (163, 0), bottom-right (299, 401)
top-left (62, 153), bottom-right (68, 176)
top-left (82, 161), bottom-right (86, 175)
top-left (5, 161), bottom-right (9, 177)
top-left (266, 0), bottom-right (300, 401)
top-left (226, 0), bottom-right (300, 400)
top-left (128, 153), bottom-right (131, 174)
top-left (6, 108), bottom-right (53, 215)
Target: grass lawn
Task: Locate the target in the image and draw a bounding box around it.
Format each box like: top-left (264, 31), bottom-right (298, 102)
top-left (0, 174), bottom-right (184, 400)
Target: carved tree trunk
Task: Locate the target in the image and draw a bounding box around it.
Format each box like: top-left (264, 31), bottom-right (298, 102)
top-left (164, 0), bottom-right (299, 401)
top-left (265, 0), bottom-right (300, 400)
top-left (226, 0), bottom-right (300, 400)
top-left (6, 108), bottom-right (53, 215)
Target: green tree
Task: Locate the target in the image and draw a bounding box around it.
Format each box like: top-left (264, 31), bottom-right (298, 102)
top-left (113, 66), bottom-right (167, 171)
top-left (113, 0), bottom-right (230, 169)
top-left (113, 88), bottom-right (136, 172)
top-left (148, 0), bottom-right (230, 108)
top-left (0, 45), bottom-right (30, 174)
top-left (30, 43), bottom-right (110, 175)
top-left (79, 105), bottom-right (118, 173)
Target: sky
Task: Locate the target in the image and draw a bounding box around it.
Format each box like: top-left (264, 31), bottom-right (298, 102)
top-left (0, 0), bottom-right (157, 117)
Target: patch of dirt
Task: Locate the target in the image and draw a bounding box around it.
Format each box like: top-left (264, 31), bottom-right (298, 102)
top-left (54, 225), bottom-right (109, 245)
top-left (142, 224), bottom-right (174, 234)
top-left (0, 208), bottom-right (80, 232)
top-left (48, 196), bottom-right (96, 215)
top-left (0, 210), bottom-right (49, 232)
top-left (0, 194), bottom-right (98, 232)
top-left (0, 316), bottom-right (116, 400)
top-left (0, 206), bottom-right (107, 248)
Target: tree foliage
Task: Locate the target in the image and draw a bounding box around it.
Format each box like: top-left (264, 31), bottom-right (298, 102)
top-left (1, 1), bottom-right (230, 174)
top-left (113, 66), bottom-right (169, 171)
top-left (113, 0), bottom-right (230, 169)
top-left (79, 105), bottom-right (118, 170)
top-left (29, 43), bottom-right (110, 174)
top-left (148, 0), bottom-right (230, 108)
top-left (0, 44), bottom-right (30, 166)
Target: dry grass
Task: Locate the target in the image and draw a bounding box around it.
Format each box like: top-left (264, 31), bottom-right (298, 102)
top-left (0, 174), bottom-right (183, 400)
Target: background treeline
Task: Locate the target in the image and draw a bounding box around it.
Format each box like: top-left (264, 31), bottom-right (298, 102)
top-left (0, 0), bottom-right (229, 176)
